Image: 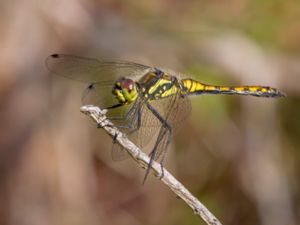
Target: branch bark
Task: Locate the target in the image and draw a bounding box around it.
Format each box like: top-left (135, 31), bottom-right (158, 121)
top-left (80, 105), bottom-right (222, 225)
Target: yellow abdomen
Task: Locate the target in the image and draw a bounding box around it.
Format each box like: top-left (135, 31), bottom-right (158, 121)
top-left (180, 79), bottom-right (285, 98)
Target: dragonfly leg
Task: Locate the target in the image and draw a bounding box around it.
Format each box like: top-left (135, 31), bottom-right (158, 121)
top-left (157, 125), bottom-right (172, 179)
top-left (110, 102), bottom-right (144, 162)
top-left (144, 125), bottom-right (172, 183)
top-left (112, 133), bottom-right (118, 143)
top-left (107, 100), bottom-right (142, 132)
top-left (157, 128), bottom-right (173, 180)
top-left (107, 100), bottom-right (138, 121)
top-left (142, 102), bottom-right (173, 183)
top-left (126, 102), bottom-right (142, 135)
top-left (159, 163), bottom-right (164, 179)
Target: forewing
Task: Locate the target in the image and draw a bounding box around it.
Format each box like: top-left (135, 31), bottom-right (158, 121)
top-left (46, 54), bottom-right (152, 114)
top-left (46, 54), bottom-right (150, 83)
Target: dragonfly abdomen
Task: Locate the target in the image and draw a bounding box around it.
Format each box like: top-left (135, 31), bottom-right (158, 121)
top-left (180, 79), bottom-right (285, 98)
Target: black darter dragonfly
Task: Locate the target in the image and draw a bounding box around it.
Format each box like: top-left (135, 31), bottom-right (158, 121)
top-left (46, 54), bottom-right (285, 183)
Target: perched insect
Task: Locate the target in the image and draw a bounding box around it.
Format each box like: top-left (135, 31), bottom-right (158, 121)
top-left (46, 54), bottom-right (285, 182)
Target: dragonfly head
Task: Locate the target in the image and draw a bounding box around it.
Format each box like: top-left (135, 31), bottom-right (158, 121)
top-left (112, 77), bottom-right (138, 104)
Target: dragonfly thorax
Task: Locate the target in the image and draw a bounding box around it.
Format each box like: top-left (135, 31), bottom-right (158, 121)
top-left (112, 77), bottom-right (138, 104)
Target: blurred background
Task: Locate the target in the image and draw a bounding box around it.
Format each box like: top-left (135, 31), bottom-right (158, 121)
top-left (1, 0), bottom-right (300, 225)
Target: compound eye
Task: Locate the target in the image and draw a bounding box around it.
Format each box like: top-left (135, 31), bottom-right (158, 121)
top-left (123, 79), bottom-right (134, 92)
top-left (127, 85), bottom-right (133, 93)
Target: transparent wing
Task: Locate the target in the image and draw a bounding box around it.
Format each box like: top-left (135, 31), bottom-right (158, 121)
top-left (142, 93), bottom-right (192, 130)
top-left (81, 82), bottom-right (120, 109)
top-left (45, 54), bottom-right (151, 83)
top-left (110, 98), bottom-right (160, 161)
top-left (46, 53), bottom-right (152, 112)
top-left (111, 91), bottom-right (192, 162)
top-left (142, 92), bottom-right (192, 182)
top-left (148, 93), bottom-right (191, 161)
top-left (110, 99), bottom-right (145, 161)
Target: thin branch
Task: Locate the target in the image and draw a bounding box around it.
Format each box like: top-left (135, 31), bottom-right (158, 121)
top-left (80, 105), bottom-right (222, 225)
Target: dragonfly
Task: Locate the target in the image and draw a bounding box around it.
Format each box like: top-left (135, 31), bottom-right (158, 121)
top-left (46, 54), bottom-right (285, 183)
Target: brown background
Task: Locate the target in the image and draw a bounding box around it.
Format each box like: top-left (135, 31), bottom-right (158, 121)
top-left (1, 1), bottom-right (300, 225)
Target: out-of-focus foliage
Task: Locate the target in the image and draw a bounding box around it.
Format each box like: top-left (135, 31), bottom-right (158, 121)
top-left (0, 1), bottom-right (299, 225)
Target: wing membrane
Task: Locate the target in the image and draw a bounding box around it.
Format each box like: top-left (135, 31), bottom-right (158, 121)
top-left (144, 92), bottom-right (192, 161)
top-left (46, 54), bottom-right (150, 83)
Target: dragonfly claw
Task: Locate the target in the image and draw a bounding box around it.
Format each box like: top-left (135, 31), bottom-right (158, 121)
top-left (159, 163), bottom-right (164, 179)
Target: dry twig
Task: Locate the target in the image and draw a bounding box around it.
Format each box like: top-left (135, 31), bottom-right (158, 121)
top-left (80, 105), bottom-right (222, 225)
